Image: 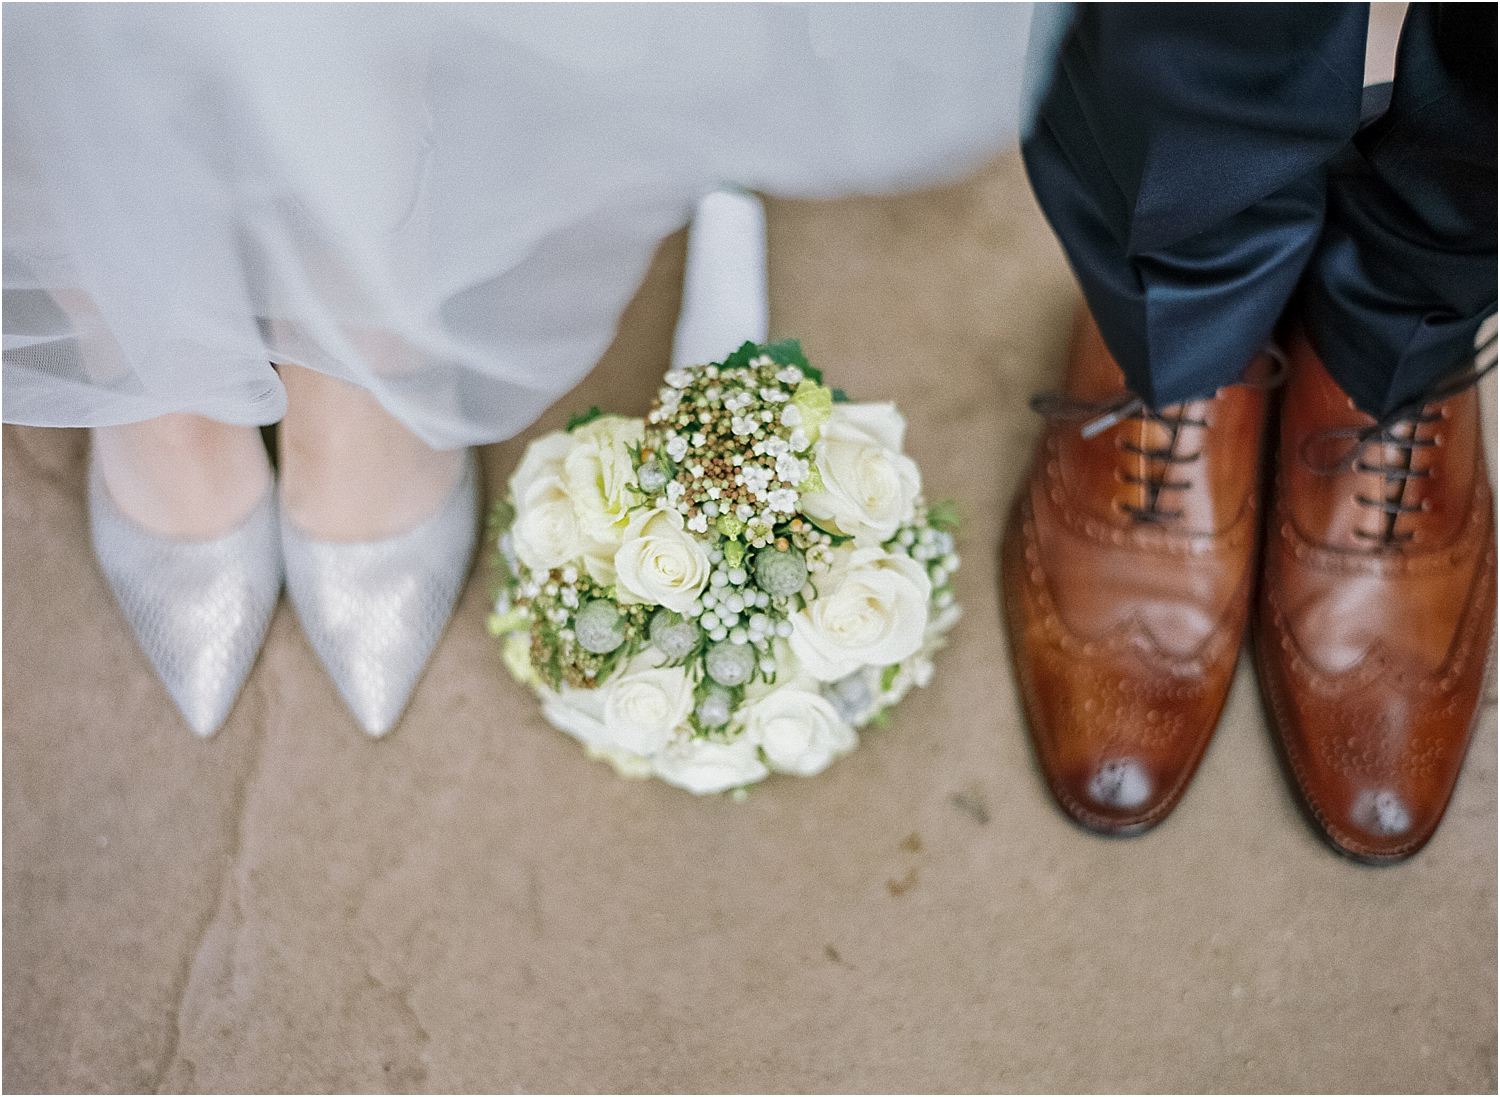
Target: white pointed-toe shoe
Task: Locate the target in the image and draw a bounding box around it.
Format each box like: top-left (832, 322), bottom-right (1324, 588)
top-left (280, 450), bottom-right (480, 737)
top-left (88, 462), bottom-right (283, 738)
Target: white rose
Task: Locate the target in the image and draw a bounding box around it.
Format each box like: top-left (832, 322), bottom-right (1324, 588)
top-left (801, 403), bottom-right (921, 545)
top-left (602, 661), bottom-right (694, 755)
top-left (563, 416), bottom-right (645, 544)
top-left (541, 685), bottom-right (656, 778)
top-left (539, 683), bottom-right (610, 749)
top-left (652, 735), bottom-right (770, 794)
top-left (744, 685), bottom-right (856, 776)
top-left (511, 476), bottom-right (586, 572)
top-left (508, 430), bottom-right (574, 503)
top-left (789, 546), bottom-right (933, 681)
top-left (614, 507), bottom-right (711, 614)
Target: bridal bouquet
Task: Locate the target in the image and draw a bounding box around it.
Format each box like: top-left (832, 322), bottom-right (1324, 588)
top-left (488, 340), bottom-right (960, 794)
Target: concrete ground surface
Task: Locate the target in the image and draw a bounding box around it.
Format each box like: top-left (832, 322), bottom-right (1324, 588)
top-left (4, 150), bottom-right (1496, 1094)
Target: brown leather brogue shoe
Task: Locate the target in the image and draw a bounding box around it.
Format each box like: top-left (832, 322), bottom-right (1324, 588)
top-left (1254, 328), bottom-right (1496, 864)
top-left (1001, 309), bottom-right (1279, 835)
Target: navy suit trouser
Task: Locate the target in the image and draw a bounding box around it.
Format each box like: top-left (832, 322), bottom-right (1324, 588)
top-left (1023, 2), bottom-right (1496, 415)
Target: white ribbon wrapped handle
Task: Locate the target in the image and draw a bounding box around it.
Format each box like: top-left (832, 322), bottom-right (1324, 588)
top-left (671, 189), bottom-right (770, 370)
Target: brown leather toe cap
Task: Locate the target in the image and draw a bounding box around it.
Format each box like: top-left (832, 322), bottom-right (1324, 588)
top-left (1256, 583), bottom-right (1492, 864)
top-left (1002, 499), bottom-right (1243, 836)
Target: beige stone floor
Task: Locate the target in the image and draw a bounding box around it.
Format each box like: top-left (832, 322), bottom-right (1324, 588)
top-left (4, 152), bottom-right (1496, 1094)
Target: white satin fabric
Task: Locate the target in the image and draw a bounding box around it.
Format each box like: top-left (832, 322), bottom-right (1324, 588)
top-left (3, 4), bottom-right (1034, 448)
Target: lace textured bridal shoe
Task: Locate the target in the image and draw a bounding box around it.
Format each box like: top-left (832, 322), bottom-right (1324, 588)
top-left (88, 463), bottom-right (283, 738)
top-left (281, 450), bottom-right (480, 737)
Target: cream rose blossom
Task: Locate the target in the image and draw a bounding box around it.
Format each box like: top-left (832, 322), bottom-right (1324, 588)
top-left (652, 735), bottom-right (769, 794)
top-left (744, 685), bottom-right (856, 776)
top-left (563, 416), bottom-right (645, 544)
top-left (540, 683), bottom-right (611, 749)
top-left (801, 403), bottom-right (921, 545)
top-left (614, 506), bottom-right (711, 613)
top-left (789, 546), bottom-right (932, 681)
top-left (508, 430), bottom-right (573, 502)
top-left (511, 476), bottom-right (585, 572)
top-left (602, 661), bottom-right (694, 755)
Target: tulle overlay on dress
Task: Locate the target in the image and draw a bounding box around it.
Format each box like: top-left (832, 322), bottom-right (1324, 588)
top-left (3, 4), bottom-right (1032, 447)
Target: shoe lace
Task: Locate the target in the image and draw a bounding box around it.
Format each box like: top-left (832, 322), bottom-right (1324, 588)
top-left (1298, 334), bottom-right (1496, 547)
top-left (1029, 344), bottom-right (1288, 526)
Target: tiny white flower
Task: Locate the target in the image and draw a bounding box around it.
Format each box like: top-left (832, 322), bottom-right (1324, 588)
top-left (776, 454), bottom-right (809, 484)
top-left (767, 488), bottom-right (799, 514)
top-left (665, 369), bottom-right (692, 389)
top-left (780, 404), bottom-right (803, 428)
top-left (666, 435), bottom-right (688, 462)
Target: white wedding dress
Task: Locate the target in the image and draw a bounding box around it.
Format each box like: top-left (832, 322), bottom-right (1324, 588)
top-left (3, 4), bottom-right (1040, 449)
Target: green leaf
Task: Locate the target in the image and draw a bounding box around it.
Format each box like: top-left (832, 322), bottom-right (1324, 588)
top-left (762, 338), bottom-right (808, 367)
top-left (830, 388), bottom-right (851, 403)
top-left (566, 406), bottom-right (605, 432)
top-left (880, 664), bottom-right (900, 692)
top-left (719, 342), bottom-right (760, 372)
top-left (486, 499), bottom-right (516, 536)
top-left (928, 498), bottom-right (961, 532)
top-left (723, 538), bottom-right (746, 569)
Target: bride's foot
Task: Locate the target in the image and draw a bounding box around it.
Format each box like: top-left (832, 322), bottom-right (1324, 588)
top-left (88, 416), bottom-right (280, 737)
top-left (276, 365), bottom-right (479, 737)
top-left (92, 416), bottom-right (272, 537)
top-left (277, 365), bottom-right (465, 540)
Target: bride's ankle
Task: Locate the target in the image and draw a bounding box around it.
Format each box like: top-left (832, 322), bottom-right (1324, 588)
top-left (92, 416), bottom-right (271, 539)
top-left (277, 365), bottom-right (465, 541)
